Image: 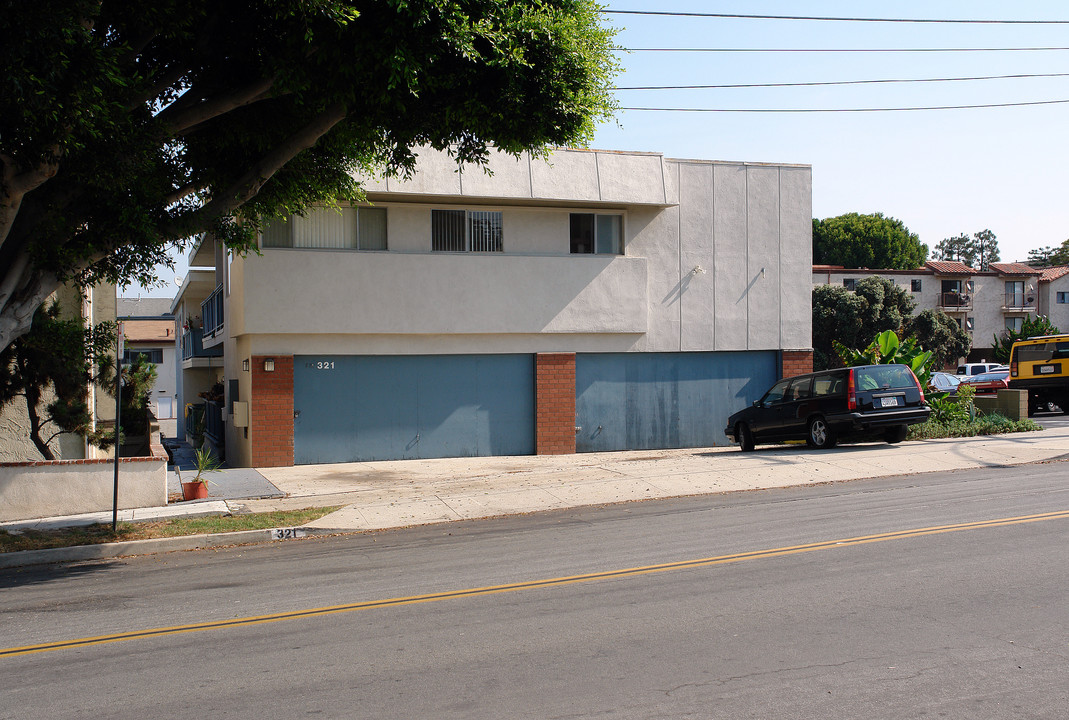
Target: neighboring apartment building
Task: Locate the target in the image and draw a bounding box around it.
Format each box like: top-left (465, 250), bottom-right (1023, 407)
top-left (814, 261), bottom-right (1069, 363)
top-left (174, 147), bottom-right (813, 467)
top-left (117, 298), bottom-right (178, 419)
top-left (0, 283), bottom-right (116, 461)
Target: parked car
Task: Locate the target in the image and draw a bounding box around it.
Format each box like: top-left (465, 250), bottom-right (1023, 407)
top-left (928, 371), bottom-right (962, 395)
top-left (959, 369), bottom-right (1010, 395)
top-left (725, 364), bottom-right (931, 451)
top-left (956, 362), bottom-right (1004, 376)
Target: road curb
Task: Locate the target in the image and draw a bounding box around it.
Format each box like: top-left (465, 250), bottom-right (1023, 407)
top-left (0, 527), bottom-right (337, 569)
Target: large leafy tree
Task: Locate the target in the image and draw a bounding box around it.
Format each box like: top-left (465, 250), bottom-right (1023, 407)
top-left (0, 302), bottom-right (116, 459)
top-left (812, 276), bottom-right (916, 370)
top-left (904, 309), bottom-right (972, 370)
top-left (813, 212), bottom-right (928, 270)
top-left (0, 0), bottom-right (619, 351)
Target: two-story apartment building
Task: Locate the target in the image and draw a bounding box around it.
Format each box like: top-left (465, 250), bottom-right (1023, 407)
top-left (174, 147), bottom-right (813, 467)
top-left (814, 260), bottom-right (1069, 363)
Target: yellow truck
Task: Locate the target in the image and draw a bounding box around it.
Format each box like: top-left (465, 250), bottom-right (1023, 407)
top-left (1008, 334), bottom-right (1069, 415)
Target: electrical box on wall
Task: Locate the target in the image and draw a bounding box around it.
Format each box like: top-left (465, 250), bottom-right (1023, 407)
top-left (232, 401), bottom-right (249, 428)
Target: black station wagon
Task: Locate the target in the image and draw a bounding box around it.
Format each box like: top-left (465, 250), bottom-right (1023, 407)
top-left (725, 364), bottom-right (931, 451)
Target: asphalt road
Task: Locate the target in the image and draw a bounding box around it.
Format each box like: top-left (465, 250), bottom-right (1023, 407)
top-left (2, 461), bottom-right (1069, 719)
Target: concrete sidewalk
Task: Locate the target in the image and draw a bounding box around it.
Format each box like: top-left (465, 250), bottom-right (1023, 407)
top-left (4, 423), bottom-right (1069, 567)
top-left (246, 424), bottom-right (1069, 531)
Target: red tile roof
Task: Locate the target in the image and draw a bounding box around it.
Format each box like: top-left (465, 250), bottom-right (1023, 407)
top-left (989, 262), bottom-right (1040, 276)
top-left (924, 260), bottom-right (976, 275)
top-left (1040, 265), bottom-right (1069, 282)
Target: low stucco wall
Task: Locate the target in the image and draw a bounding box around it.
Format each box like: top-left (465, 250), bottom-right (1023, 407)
top-left (0, 438), bottom-right (168, 522)
top-left (974, 389), bottom-right (1028, 421)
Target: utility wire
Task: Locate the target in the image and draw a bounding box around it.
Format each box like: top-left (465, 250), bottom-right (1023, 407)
top-left (613, 72), bottom-right (1069, 91)
top-left (602, 11), bottom-right (1069, 25)
top-left (619, 98), bottom-right (1069, 112)
top-left (617, 47), bottom-right (1069, 53)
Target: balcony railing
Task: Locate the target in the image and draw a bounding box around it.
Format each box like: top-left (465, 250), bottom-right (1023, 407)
top-left (937, 292), bottom-right (971, 310)
top-left (181, 327), bottom-right (224, 360)
top-left (202, 285), bottom-right (224, 337)
top-left (1002, 294), bottom-right (1035, 311)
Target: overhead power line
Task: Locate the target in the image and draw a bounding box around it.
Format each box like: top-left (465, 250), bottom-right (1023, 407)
top-left (619, 98), bottom-right (1069, 112)
top-left (602, 11), bottom-right (1069, 25)
top-left (613, 72), bottom-right (1069, 91)
top-left (618, 47), bottom-right (1069, 53)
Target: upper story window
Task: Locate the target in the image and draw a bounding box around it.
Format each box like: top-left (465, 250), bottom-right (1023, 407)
top-left (911, 279), bottom-right (922, 292)
top-left (842, 278), bottom-right (856, 291)
top-left (262, 206), bottom-right (387, 250)
top-left (432, 209), bottom-right (503, 252)
top-left (1058, 292), bottom-right (1069, 304)
top-left (123, 349), bottom-right (163, 364)
top-left (570, 213), bottom-right (622, 255)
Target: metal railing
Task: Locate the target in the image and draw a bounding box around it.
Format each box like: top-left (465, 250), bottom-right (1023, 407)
top-left (1002, 293), bottom-right (1035, 310)
top-left (202, 285), bottom-right (224, 336)
top-left (937, 292), bottom-right (971, 310)
top-left (181, 328), bottom-right (224, 360)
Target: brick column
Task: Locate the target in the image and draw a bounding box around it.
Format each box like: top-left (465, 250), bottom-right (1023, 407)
top-left (536, 353), bottom-right (576, 455)
top-left (250, 355), bottom-right (294, 467)
top-left (781, 349), bottom-right (814, 378)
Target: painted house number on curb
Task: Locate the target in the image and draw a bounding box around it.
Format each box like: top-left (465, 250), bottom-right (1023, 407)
top-left (272, 528), bottom-right (307, 540)
top-left (306, 361), bottom-right (335, 370)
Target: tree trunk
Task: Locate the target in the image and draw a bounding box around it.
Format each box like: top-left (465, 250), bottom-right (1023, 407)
top-left (24, 388), bottom-right (56, 461)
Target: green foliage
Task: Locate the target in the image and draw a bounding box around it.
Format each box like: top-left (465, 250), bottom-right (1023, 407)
top-left (813, 212), bottom-right (928, 270)
top-left (932, 229), bottom-right (1000, 270)
top-left (0, 301), bottom-right (115, 459)
top-left (834, 329), bottom-right (934, 387)
top-left (190, 447), bottom-right (223, 485)
top-left (118, 355), bottom-right (158, 439)
top-left (0, 0), bottom-right (620, 351)
top-left (812, 276), bottom-right (916, 370)
top-left (905, 309), bottom-right (972, 369)
top-left (1025, 239), bottom-right (1069, 268)
top-left (991, 315), bottom-right (1060, 364)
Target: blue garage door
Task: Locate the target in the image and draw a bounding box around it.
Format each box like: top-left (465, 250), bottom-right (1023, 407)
top-left (575, 351), bottom-right (778, 452)
top-left (293, 355), bottom-right (534, 464)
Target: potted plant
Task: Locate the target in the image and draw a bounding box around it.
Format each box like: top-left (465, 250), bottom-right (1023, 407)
top-left (180, 447), bottom-right (222, 500)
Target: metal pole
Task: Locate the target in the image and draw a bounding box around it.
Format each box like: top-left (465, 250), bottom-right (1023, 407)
top-left (112, 322), bottom-right (123, 532)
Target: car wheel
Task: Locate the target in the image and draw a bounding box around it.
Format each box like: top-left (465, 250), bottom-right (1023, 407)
top-left (736, 422), bottom-right (756, 452)
top-left (884, 425), bottom-right (908, 444)
top-left (806, 417), bottom-right (836, 449)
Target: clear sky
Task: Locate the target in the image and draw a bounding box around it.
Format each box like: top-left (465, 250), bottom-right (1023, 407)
top-left (593, 0), bottom-right (1069, 265)
top-left (124, 0), bottom-right (1069, 298)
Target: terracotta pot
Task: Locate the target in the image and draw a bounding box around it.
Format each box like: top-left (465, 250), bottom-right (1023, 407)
top-left (181, 481), bottom-right (209, 501)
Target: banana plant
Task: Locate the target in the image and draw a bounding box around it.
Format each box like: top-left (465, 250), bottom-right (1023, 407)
top-left (834, 330), bottom-right (935, 389)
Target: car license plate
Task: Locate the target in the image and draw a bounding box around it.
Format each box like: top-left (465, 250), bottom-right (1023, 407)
top-left (1039, 365), bottom-right (1056, 374)
top-left (877, 397), bottom-right (900, 408)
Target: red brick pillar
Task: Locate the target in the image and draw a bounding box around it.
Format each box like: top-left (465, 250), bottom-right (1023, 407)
top-left (781, 350), bottom-right (814, 378)
top-left (536, 353), bottom-right (576, 455)
top-left (251, 355), bottom-right (294, 467)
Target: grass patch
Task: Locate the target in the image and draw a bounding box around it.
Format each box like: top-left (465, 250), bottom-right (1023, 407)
top-left (0, 506), bottom-right (342, 554)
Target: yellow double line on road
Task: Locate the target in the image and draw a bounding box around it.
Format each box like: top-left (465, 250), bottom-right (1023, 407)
top-left (5, 509), bottom-right (1069, 659)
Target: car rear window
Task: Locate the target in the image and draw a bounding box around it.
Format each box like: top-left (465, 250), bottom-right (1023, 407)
top-left (1015, 341), bottom-right (1069, 363)
top-left (854, 365), bottom-right (916, 391)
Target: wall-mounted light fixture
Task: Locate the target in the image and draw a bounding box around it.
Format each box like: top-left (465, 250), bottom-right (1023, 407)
top-left (264, 358), bottom-right (275, 372)
top-left (242, 359), bottom-right (250, 372)
top-left (691, 265), bottom-right (705, 276)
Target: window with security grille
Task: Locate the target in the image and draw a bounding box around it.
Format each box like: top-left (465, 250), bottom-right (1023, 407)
top-left (432, 210), bottom-right (503, 252)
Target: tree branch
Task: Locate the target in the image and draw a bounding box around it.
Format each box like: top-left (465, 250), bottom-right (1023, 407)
top-left (0, 150), bottom-right (62, 248)
top-left (182, 103), bottom-right (347, 229)
top-left (155, 76), bottom-right (277, 135)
